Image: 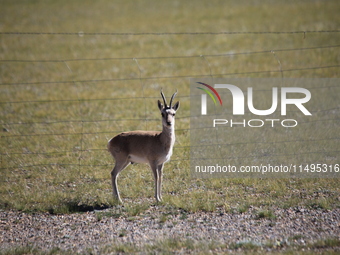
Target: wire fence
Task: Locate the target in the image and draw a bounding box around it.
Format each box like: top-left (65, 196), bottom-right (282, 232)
top-left (1, 30), bottom-right (340, 36)
top-left (1, 31), bottom-right (339, 172)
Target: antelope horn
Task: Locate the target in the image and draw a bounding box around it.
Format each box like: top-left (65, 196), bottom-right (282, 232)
top-left (169, 89), bottom-right (178, 108)
top-left (160, 89), bottom-right (168, 107)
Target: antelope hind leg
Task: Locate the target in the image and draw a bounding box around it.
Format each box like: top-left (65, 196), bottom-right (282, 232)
top-left (111, 160), bottom-right (130, 203)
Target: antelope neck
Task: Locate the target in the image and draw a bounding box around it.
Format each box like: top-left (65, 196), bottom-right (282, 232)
top-left (161, 122), bottom-right (175, 148)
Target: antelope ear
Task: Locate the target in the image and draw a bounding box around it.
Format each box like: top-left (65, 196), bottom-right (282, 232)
top-left (158, 100), bottom-right (163, 111)
top-left (172, 101), bottom-right (180, 111)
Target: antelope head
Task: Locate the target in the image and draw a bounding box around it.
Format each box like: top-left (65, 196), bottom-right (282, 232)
top-left (158, 90), bottom-right (180, 127)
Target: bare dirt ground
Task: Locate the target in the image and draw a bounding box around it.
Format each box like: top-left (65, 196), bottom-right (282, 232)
top-left (1, 206), bottom-right (339, 253)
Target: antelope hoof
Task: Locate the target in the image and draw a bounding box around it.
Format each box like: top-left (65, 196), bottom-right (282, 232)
top-left (113, 195), bottom-right (123, 204)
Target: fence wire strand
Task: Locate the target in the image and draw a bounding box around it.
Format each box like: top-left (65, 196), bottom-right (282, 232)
top-left (1, 30), bottom-right (340, 36)
top-left (2, 44), bottom-right (339, 63)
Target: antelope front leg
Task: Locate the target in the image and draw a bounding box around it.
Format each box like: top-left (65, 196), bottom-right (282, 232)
top-left (150, 162), bottom-right (162, 202)
top-left (157, 163), bottom-right (164, 201)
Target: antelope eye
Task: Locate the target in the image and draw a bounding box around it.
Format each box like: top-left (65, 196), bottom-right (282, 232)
top-left (161, 113), bottom-right (165, 117)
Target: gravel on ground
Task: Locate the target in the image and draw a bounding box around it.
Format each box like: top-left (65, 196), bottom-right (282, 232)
top-left (1, 206), bottom-right (339, 253)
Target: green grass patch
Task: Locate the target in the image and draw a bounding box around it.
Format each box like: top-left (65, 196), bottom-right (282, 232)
top-left (1, 237), bottom-right (339, 255)
top-left (310, 238), bottom-right (340, 249)
top-left (256, 209), bottom-right (276, 220)
top-left (0, 246), bottom-right (72, 255)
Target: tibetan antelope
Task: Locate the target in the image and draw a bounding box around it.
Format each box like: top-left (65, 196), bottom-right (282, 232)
top-left (107, 90), bottom-right (180, 203)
